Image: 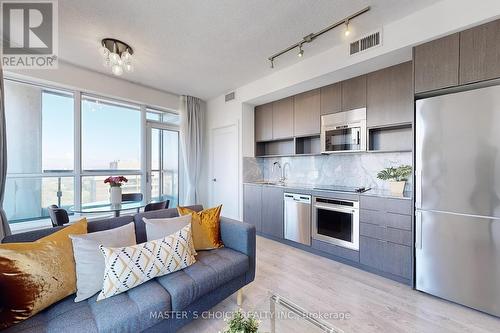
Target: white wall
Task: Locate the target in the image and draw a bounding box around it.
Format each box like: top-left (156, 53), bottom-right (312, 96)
top-left (5, 61), bottom-right (179, 110)
top-left (201, 0), bottom-right (500, 220)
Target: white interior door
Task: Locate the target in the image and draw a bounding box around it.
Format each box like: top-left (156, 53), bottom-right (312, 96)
top-left (211, 124), bottom-right (239, 219)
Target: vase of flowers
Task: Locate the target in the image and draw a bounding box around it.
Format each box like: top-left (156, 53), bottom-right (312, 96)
top-left (377, 165), bottom-right (412, 195)
top-left (104, 176), bottom-right (128, 205)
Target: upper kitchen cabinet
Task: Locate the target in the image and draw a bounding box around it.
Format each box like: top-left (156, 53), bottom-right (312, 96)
top-left (341, 75), bottom-right (366, 111)
top-left (367, 61), bottom-right (413, 127)
top-left (272, 96), bottom-right (294, 140)
top-left (320, 82), bottom-right (342, 115)
top-left (255, 102), bottom-right (273, 142)
top-left (414, 33), bottom-right (460, 93)
top-left (294, 89), bottom-right (321, 137)
top-left (460, 19), bottom-right (500, 85)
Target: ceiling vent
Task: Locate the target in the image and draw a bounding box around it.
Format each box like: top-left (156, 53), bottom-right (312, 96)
top-left (349, 30), bottom-right (381, 55)
top-left (225, 91), bottom-right (236, 102)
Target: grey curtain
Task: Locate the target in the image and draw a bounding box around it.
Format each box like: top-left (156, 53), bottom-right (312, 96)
top-left (180, 96), bottom-right (205, 205)
top-left (0, 66), bottom-right (11, 239)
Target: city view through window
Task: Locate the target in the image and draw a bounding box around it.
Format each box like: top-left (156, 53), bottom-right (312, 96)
top-left (3, 79), bottom-right (179, 224)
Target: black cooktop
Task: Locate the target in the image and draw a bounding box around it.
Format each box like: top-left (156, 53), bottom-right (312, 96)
top-left (313, 185), bottom-right (371, 193)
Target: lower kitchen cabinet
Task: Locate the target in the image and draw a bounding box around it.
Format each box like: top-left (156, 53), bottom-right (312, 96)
top-left (360, 236), bottom-right (412, 279)
top-left (243, 184), bottom-right (284, 239)
top-left (359, 195), bottom-right (413, 280)
top-left (261, 186), bottom-right (284, 238)
top-left (243, 184), bottom-right (262, 232)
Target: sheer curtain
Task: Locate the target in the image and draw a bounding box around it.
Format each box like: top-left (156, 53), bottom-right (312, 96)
top-left (180, 95), bottom-right (205, 205)
top-left (0, 66), bottom-right (11, 239)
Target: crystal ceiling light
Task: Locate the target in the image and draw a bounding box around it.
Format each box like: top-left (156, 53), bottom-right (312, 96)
top-left (101, 38), bottom-right (134, 76)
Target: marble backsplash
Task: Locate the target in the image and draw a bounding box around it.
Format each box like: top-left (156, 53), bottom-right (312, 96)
top-left (243, 152), bottom-right (413, 191)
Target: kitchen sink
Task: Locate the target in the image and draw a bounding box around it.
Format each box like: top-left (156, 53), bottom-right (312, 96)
top-left (253, 180), bottom-right (285, 186)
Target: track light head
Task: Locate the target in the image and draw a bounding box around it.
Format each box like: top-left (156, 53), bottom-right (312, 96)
top-left (270, 59), bottom-right (274, 68)
top-left (344, 20), bottom-right (351, 37)
top-left (297, 44), bottom-right (304, 58)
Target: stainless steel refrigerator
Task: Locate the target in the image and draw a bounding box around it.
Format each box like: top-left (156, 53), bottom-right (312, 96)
top-left (416, 84), bottom-right (500, 317)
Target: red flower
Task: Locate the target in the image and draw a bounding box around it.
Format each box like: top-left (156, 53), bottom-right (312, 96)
top-left (104, 176), bottom-right (128, 186)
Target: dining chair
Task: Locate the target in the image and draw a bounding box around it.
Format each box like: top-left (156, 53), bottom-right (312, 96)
top-left (122, 193), bottom-right (143, 202)
top-left (47, 205), bottom-right (70, 227)
top-left (144, 200), bottom-right (170, 212)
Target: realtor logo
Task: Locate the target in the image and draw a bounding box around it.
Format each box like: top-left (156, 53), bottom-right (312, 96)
top-left (1, 0), bottom-right (58, 69)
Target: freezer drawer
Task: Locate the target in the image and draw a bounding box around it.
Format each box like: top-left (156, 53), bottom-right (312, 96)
top-left (284, 193), bottom-right (311, 246)
top-left (416, 210), bottom-right (500, 317)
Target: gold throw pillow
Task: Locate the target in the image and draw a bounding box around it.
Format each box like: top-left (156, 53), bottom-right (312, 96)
top-left (0, 219), bottom-right (87, 329)
top-left (177, 205), bottom-right (223, 250)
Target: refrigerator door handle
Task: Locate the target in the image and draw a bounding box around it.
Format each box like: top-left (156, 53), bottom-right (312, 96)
top-left (415, 211), bottom-right (422, 249)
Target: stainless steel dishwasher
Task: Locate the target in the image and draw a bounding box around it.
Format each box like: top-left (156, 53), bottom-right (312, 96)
top-left (284, 193), bottom-right (312, 246)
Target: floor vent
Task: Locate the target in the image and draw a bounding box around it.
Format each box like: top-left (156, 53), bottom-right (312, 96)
top-left (225, 91), bottom-right (235, 102)
top-left (350, 30), bottom-right (381, 55)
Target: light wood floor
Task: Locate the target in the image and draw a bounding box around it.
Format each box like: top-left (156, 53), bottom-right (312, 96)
top-left (180, 236), bottom-right (500, 333)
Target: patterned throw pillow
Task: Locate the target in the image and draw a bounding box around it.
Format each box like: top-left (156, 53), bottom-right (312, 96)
top-left (97, 224), bottom-right (195, 301)
top-left (177, 205), bottom-right (223, 250)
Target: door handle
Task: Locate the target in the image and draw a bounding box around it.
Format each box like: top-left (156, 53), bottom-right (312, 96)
top-left (212, 178), bottom-right (217, 182)
top-left (415, 211), bottom-right (422, 249)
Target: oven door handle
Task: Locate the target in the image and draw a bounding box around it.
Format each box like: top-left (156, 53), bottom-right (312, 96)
top-left (314, 203), bottom-right (357, 214)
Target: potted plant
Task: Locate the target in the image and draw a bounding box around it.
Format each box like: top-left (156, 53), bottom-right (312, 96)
top-left (104, 176), bottom-right (128, 205)
top-left (221, 310), bottom-right (259, 333)
top-left (377, 165), bottom-right (412, 195)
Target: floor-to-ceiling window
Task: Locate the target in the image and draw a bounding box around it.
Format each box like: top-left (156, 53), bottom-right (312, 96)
top-left (147, 108), bottom-right (180, 207)
top-left (80, 96), bottom-right (142, 205)
top-left (4, 80), bottom-right (75, 223)
top-left (3, 79), bottom-right (180, 227)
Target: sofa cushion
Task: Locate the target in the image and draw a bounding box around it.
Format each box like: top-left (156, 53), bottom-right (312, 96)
top-left (156, 247), bottom-right (249, 311)
top-left (3, 280), bottom-right (172, 333)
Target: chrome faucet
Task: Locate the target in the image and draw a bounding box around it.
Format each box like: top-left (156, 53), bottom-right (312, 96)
top-left (272, 161), bottom-right (290, 184)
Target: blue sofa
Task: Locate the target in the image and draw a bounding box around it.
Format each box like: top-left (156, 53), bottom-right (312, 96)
top-left (1, 205), bottom-right (256, 333)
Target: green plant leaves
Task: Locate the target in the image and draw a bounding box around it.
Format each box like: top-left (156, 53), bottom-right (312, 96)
top-left (377, 165), bottom-right (412, 182)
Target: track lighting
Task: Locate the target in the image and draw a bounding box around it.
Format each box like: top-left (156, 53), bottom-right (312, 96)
top-left (267, 6), bottom-right (369, 68)
top-left (297, 44), bottom-right (304, 58)
top-left (344, 20), bottom-right (351, 37)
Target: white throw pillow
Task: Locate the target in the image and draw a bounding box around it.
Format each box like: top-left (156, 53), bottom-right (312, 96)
top-left (69, 222), bottom-right (136, 302)
top-left (143, 214), bottom-right (192, 241)
top-left (98, 224), bottom-right (196, 301)
top-left (144, 214), bottom-right (196, 256)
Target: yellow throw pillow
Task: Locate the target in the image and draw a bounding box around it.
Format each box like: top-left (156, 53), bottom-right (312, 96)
top-left (0, 219), bottom-right (87, 329)
top-left (178, 205), bottom-right (223, 250)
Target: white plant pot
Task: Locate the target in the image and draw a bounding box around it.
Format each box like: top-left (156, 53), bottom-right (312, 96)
top-left (389, 181), bottom-right (406, 195)
top-left (109, 186), bottom-right (122, 205)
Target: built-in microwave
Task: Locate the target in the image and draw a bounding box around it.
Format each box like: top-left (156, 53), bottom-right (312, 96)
top-left (320, 108), bottom-right (367, 153)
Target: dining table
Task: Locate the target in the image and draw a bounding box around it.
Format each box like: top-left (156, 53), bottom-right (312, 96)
top-left (69, 201), bottom-right (148, 217)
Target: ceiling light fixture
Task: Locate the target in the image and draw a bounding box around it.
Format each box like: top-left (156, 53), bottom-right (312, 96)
top-left (101, 38), bottom-right (134, 76)
top-left (344, 19), bottom-right (351, 37)
top-left (268, 6), bottom-right (370, 68)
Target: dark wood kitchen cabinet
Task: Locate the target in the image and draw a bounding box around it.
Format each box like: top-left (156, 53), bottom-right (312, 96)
top-left (413, 33), bottom-right (460, 93)
top-left (341, 75), bottom-right (366, 111)
top-left (320, 82), bottom-right (342, 115)
top-left (359, 195), bottom-right (413, 280)
top-left (272, 96), bottom-right (294, 140)
top-left (294, 89), bottom-right (321, 137)
top-left (367, 62), bottom-right (413, 127)
top-left (261, 186), bottom-right (284, 238)
top-left (460, 19), bottom-right (500, 84)
top-left (255, 103), bottom-right (273, 142)
top-left (243, 184), bottom-right (262, 232)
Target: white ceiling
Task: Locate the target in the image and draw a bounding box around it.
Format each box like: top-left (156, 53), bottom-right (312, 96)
top-left (58, 0), bottom-right (439, 100)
